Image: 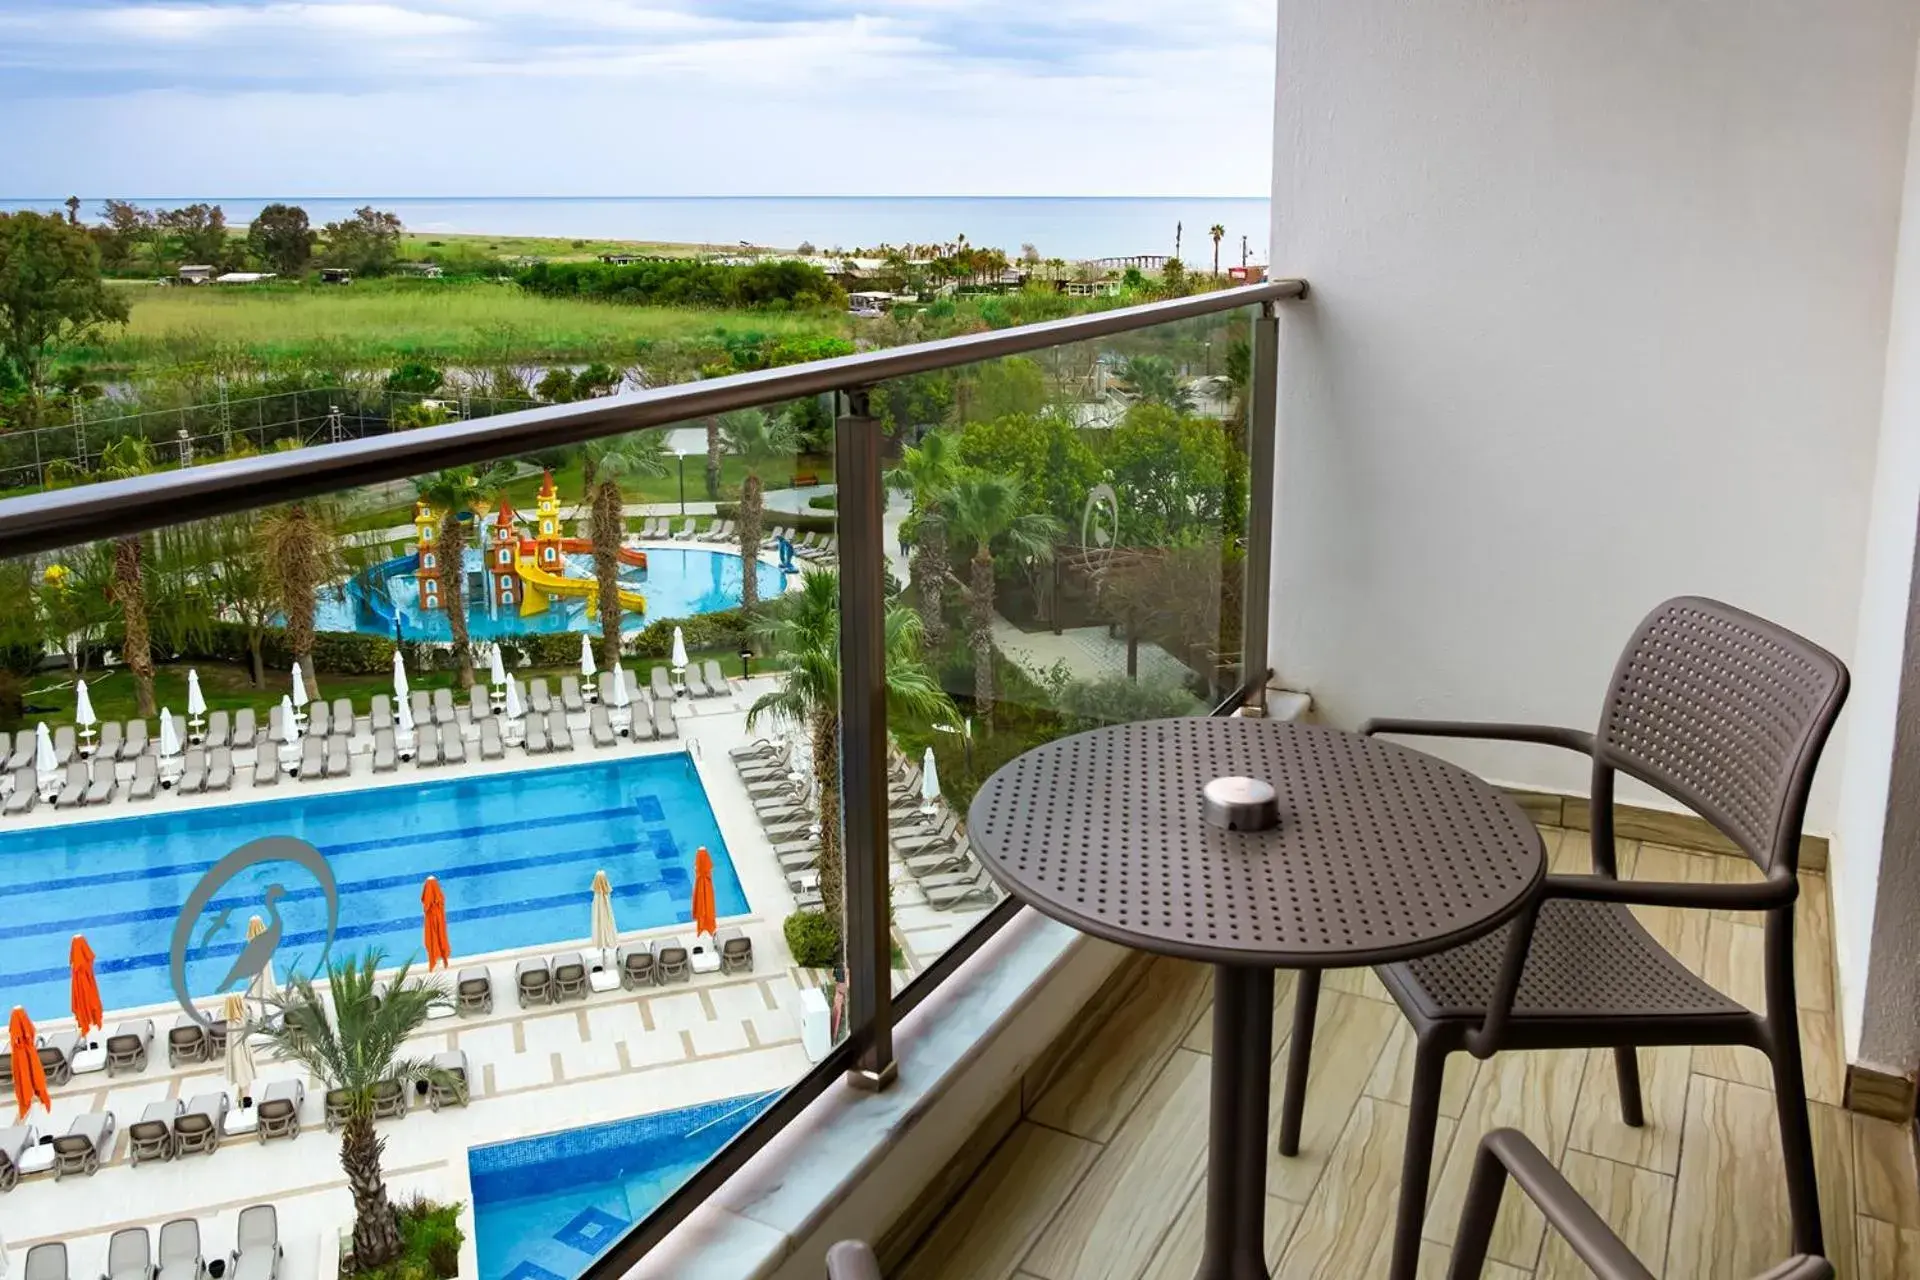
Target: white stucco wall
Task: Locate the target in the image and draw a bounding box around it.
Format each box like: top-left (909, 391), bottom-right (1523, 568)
top-left (1268, 0), bottom-right (1917, 840)
top-left (1836, 48), bottom-right (1920, 1067)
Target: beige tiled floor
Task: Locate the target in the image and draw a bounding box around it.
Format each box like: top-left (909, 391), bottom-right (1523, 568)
top-left (898, 829), bottom-right (1920, 1280)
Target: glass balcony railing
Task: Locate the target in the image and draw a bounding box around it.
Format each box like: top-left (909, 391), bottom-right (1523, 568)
top-left (0, 280), bottom-right (1300, 1280)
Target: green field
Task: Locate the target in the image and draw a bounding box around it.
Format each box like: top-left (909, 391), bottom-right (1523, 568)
top-left (83, 279), bottom-right (849, 371)
top-left (398, 230), bottom-right (725, 262)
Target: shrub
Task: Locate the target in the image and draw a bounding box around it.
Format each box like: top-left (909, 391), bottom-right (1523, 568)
top-left (353, 1196), bottom-right (463, 1280)
top-left (493, 633), bottom-right (583, 669)
top-left (784, 910), bottom-right (840, 969)
top-left (627, 608), bottom-right (750, 660)
top-left (806, 494), bottom-right (836, 511)
top-left (515, 259), bottom-right (845, 311)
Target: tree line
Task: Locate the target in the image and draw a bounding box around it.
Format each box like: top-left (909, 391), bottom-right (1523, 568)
top-left (85, 200), bottom-right (404, 279)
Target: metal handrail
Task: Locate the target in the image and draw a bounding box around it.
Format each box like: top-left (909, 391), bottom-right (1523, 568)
top-left (0, 279), bottom-right (1304, 558)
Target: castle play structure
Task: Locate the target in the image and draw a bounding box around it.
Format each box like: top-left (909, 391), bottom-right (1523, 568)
top-left (413, 471), bottom-right (648, 618)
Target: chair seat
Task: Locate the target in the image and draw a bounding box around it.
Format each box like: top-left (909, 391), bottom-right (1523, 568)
top-left (1380, 899), bottom-right (1746, 1025)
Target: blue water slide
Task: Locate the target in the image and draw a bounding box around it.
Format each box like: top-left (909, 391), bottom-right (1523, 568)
top-left (355, 553), bottom-right (418, 631)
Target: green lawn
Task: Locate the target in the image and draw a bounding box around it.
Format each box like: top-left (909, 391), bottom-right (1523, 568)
top-left (399, 231), bottom-right (719, 262)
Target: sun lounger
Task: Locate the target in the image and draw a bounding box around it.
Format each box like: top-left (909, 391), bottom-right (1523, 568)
top-left (717, 519), bottom-right (736, 540)
top-left (654, 696), bottom-right (678, 739)
top-left (52, 723), bottom-right (76, 763)
top-left (104, 1229), bottom-right (152, 1280)
top-left (205, 708), bottom-right (231, 750)
top-left (924, 869), bottom-right (1001, 911)
top-left (522, 715), bottom-right (549, 754)
top-left (177, 747), bottom-right (208, 794)
top-left (174, 1094), bottom-right (227, 1156)
top-left (617, 944), bottom-right (656, 989)
top-left (120, 753), bottom-right (159, 801)
top-left (370, 694), bottom-right (392, 732)
top-left (330, 697), bottom-right (353, 735)
top-left (256, 1081), bottom-right (303, 1141)
top-left (561, 675), bottom-right (585, 712)
top-left (33, 1028), bottom-right (78, 1087)
top-left (5, 733), bottom-right (31, 771)
top-left (23, 1245), bottom-right (66, 1280)
top-left (515, 957), bottom-right (553, 1007)
top-left (684, 664), bottom-right (710, 698)
top-left (588, 705), bottom-right (617, 747)
top-left (96, 721), bottom-right (123, 759)
top-left (297, 736), bottom-right (324, 781)
top-left (323, 734), bottom-right (350, 777)
top-left (675, 519), bottom-right (704, 540)
top-left (467, 684), bottom-right (490, 724)
top-left (168, 1014), bottom-right (209, 1066)
top-left (551, 952), bottom-right (588, 1001)
top-left (205, 747), bottom-right (234, 791)
top-left (52, 1111), bottom-right (115, 1178)
top-left (479, 717), bottom-right (504, 759)
top-left (232, 706), bottom-right (257, 748)
top-left (372, 729), bottom-right (397, 772)
top-left (410, 690), bottom-right (431, 727)
top-left (547, 707), bottom-right (573, 752)
top-left (441, 724), bottom-right (467, 765)
top-left (528, 677), bottom-right (552, 713)
top-left (107, 1018), bottom-right (154, 1075)
top-left (156, 1219), bottom-right (204, 1280)
top-left (0, 1123), bottom-right (36, 1193)
top-left (895, 814), bottom-right (960, 856)
top-left (702, 659), bottom-right (729, 697)
top-left (229, 1205), bottom-right (282, 1280)
top-left (907, 845), bottom-right (973, 877)
top-left (2, 768), bottom-right (33, 815)
top-left (652, 937), bottom-right (690, 983)
top-left (52, 759), bottom-right (85, 807)
top-left (624, 697), bottom-right (655, 741)
top-left (323, 1087), bottom-right (354, 1132)
top-left (716, 927), bottom-right (754, 973)
top-left (650, 665), bottom-right (676, 701)
top-left (308, 700), bottom-right (330, 738)
top-left (84, 758), bottom-right (116, 804)
top-left (731, 736), bottom-right (779, 761)
top-left (428, 1050), bottom-right (471, 1111)
top-left (130, 1100), bottom-right (183, 1165)
top-left (433, 687), bottom-right (458, 725)
top-left (253, 749), bottom-right (278, 786)
top-left (456, 968), bottom-right (493, 1015)
top-left (413, 722), bottom-right (442, 767)
top-left (269, 701), bottom-right (287, 740)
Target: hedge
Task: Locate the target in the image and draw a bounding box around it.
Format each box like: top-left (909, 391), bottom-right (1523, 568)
top-left (717, 502), bottom-right (836, 536)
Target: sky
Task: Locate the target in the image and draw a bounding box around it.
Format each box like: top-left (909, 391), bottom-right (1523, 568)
top-left (0, 0), bottom-right (1277, 197)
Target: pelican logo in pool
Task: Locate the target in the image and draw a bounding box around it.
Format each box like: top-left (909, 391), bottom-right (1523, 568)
top-left (168, 836), bottom-right (340, 1028)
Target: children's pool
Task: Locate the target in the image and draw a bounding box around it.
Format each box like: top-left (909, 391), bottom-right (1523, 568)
top-left (0, 755), bottom-right (746, 1019)
top-left (470, 1092), bottom-right (780, 1280)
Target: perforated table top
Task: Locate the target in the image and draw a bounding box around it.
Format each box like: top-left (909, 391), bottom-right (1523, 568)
top-left (967, 718), bottom-right (1546, 968)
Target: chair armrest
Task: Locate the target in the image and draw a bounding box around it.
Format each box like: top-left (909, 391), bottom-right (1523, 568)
top-left (1544, 871), bottom-right (1796, 912)
top-left (825, 1241), bottom-right (882, 1280)
top-left (1359, 719), bottom-right (1595, 755)
top-left (1449, 1130), bottom-right (1655, 1280)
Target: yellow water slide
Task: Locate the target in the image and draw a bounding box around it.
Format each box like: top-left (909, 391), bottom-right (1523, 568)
top-left (515, 549), bottom-right (647, 616)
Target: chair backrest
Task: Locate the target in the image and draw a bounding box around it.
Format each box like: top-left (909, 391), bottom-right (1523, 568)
top-left (157, 1219), bottom-right (199, 1265)
top-left (236, 1204), bottom-right (276, 1250)
top-left (1592, 597), bottom-right (1848, 876)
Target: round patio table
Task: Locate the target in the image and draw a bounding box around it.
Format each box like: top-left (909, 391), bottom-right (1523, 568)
top-left (967, 717), bottom-right (1545, 1280)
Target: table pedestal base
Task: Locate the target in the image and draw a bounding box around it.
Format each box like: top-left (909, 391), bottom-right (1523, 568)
top-left (1197, 964), bottom-right (1276, 1280)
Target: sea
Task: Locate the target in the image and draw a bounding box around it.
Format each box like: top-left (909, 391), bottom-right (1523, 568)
top-left (0, 195), bottom-right (1272, 264)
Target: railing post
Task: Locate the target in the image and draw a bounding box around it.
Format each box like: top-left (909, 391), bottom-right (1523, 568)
top-left (1240, 301), bottom-right (1280, 711)
top-left (834, 386), bottom-right (897, 1090)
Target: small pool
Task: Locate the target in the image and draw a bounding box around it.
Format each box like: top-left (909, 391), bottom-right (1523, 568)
top-left (470, 1092), bottom-right (780, 1280)
top-left (318, 546), bottom-right (787, 641)
top-left (0, 755), bottom-right (746, 1019)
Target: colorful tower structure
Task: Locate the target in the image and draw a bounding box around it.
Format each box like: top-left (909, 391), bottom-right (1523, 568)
top-left (414, 500), bottom-right (442, 611)
top-left (490, 498), bottom-right (520, 609)
top-left (533, 470), bottom-right (564, 571)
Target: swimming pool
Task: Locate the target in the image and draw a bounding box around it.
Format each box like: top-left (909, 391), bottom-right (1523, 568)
top-left (318, 547), bottom-right (787, 641)
top-left (470, 1092), bottom-right (779, 1280)
top-left (0, 755), bottom-right (746, 1020)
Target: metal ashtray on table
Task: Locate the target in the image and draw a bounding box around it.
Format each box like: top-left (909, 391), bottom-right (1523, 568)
top-left (967, 717), bottom-right (1545, 1280)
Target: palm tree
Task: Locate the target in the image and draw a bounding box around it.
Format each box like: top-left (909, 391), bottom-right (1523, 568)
top-left (704, 418), bottom-right (724, 499)
top-left (747, 570), bottom-right (953, 937)
top-left (718, 409), bottom-right (798, 610)
top-left (945, 474), bottom-right (1063, 719)
top-left (1209, 224), bottom-right (1226, 276)
top-left (584, 433), bottom-right (668, 669)
top-left (254, 950), bottom-right (459, 1270)
top-left (885, 430), bottom-right (958, 651)
top-left (412, 467), bottom-right (495, 687)
top-left (99, 437), bottom-right (157, 716)
top-left (1116, 355), bottom-right (1196, 413)
top-left (258, 502), bottom-right (343, 697)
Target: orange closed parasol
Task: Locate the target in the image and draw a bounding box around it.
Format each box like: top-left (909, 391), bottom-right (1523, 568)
top-left (421, 876), bottom-right (451, 971)
top-left (69, 935), bottom-right (103, 1038)
top-left (10, 1006), bottom-right (50, 1121)
top-left (691, 846), bottom-right (717, 938)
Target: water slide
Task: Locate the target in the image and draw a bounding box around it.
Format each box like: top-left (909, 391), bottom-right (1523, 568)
top-left (558, 537), bottom-right (648, 570)
top-left (356, 553), bottom-right (419, 631)
top-left (515, 551), bottom-right (647, 616)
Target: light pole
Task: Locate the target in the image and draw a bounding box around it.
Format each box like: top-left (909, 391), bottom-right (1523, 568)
top-left (676, 451), bottom-right (687, 516)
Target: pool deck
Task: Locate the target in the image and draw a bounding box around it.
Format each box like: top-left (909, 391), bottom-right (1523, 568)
top-left (0, 676), bottom-right (994, 1280)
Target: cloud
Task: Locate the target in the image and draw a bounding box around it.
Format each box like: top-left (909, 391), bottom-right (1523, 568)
top-left (0, 0), bottom-right (1275, 196)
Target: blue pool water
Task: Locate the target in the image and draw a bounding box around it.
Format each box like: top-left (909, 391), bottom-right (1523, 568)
top-left (470, 1092), bottom-right (780, 1280)
top-left (316, 547), bottom-right (787, 641)
top-left (0, 756), bottom-right (746, 1020)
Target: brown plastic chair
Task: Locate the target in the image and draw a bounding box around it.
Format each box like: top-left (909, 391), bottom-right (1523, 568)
top-left (1285, 597), bottom-right (1849, 1278)
top-left (1449, 1129), bottom-right (1832, 1279)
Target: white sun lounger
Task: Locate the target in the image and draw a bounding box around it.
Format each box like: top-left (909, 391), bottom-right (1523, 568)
top-left (178, 748), bottom-right (208, 794)
top-left (255, 1082), bottom-right (303, 1142)
top-left (173, 1093), bottom-right (228, 1157)
top-left (441, 724), bottom-right (467, 765)
top-left (297, 737), bottom-right (324, 781)
top-left (650, 666), bottom-right (676, 702)
top-left (469, 684), bottom-right (491, 722)
top-left (528, 678), bottom-right (552, 713)
top-left (702, 659), bottom-right (729, 697)
top-left (410, 690), bottom-right (431, 727)
top-left (522, 715), bottom-right (549, 754)
top-left (232, 706), bottom-right (258, 748)
top-left (52, 1111), bottom-right (116, 1178)
top-left (413, 723), bottom-right (442, 768)
top-left (547, 707), bottom-right (573, 752)
top-left (0, 1123), bottom-right (38, 1192)
top-left (433, 688), bottom-right (458, 725)
top-left (55, 760), bottom-right (88, 808)
top-left (5, 733), bottom-right (31, 771)
top-left (325, 735), bottom-right (350, 778)
top-left (129, 1100), bottom-right (182, 1165)
top-left (560, 675), bottom-right (585, 712)
top-left (84, 759), bottom-right (116, 805)
top-left (205, 709), bottom-right (231, 749)
top-left (253, 748), bottom-right (279, 785)
top-left (684, 664), bottom-right (710, 698)
top-left (479, 718), bottom-right (504, 760)
top-left (307, 700), bottom-right (330, 738)
top-left (155, 1219), bottom-right (204, 1280)
top-left (369, 694), bottom-right (393, 732)
top-left (23, 1244), bottom-right (65, 1280)
top-left (205, 747), bottom-right (234, 791)
top-left (104, 1229), bottom-right (151, 1280)
top-left (372, 728), bottom-right (397, 772)
top-left (96, 721), bottom-right (123, 759)
top-left (3, 768), bottom-right (33, 815)
top-left (588, 705), bottom-right (616, 747)
top-left (229, 1205), bottom-right (282, 1280)
top-left (654, 696), bottom-right (678, 740)
top-left (331, 697), bottom-right (353, 736)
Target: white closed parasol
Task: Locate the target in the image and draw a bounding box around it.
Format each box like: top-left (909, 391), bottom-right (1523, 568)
top-left (186, 669), bottom-right (207, 741)
top-left (488, 644), bottom-right (507, 688)
top-left (35, 722), bottom-right (58, 793)
top-left (223, 991), bottom-right (255, 1102)
top-left (670, 626), bottom-right (689, 682)
top-left (74, 680), bottom-right (97, 756)
top-left (920, 745), bottom-right (941, 815)
top-left (391, 649), bottom-right (410, 704)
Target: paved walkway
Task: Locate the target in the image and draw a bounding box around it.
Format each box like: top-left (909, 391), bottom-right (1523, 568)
top-left (989, 617), bottom-right (1191, 689)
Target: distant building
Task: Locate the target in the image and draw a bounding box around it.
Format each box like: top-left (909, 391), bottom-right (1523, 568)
top-left (1227, 264), bottom-right (1268, 283)
top-left (176, 265), bottom-right (216, 285)
top-left (597, 253), bottom-right (647, 265)
top-left (848, 291), bottom-right (896, 316)
top-left (1061, 279), bottom-right (1122, 298)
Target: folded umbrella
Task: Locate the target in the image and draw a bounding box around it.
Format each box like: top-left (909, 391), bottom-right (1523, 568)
top-left (422, 876), bottom-right (451, 970)
top-left (223, 991), bottom-right (255, 1102)
top-left (69, 935), bottom-right (103, 1039)
top-left (692, 847), bottom-right (717, 938)
top-left (9, 1006), bottom-right (50, 1121)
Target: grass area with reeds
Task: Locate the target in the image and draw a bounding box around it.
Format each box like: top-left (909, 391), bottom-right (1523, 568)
top-left (81, 279), bottom-right (849, 372)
